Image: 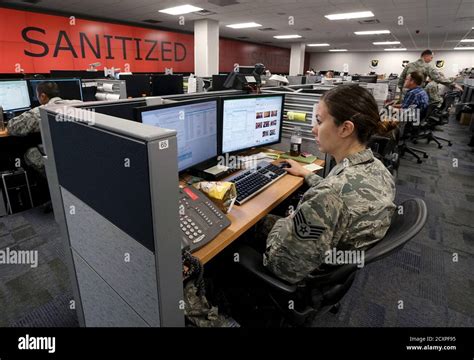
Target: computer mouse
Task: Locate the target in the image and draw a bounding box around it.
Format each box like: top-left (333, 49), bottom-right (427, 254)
top-left (279, 161), bottom-right (291, 169)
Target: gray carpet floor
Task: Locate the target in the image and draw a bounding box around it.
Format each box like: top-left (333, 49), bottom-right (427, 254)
top-left (0, 118), bottom-right (472, 327)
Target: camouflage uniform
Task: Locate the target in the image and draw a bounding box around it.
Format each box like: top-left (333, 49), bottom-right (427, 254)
top-left (424, 81), bottom-right (443, 106)
top-left (7, 97), bottom-right (81, 175)
top-left (398, 58), bottom-right (454, 92)
top-left (263, 148), bottom-right (396, 284)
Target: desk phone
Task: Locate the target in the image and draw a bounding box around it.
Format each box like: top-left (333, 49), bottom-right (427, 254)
top-left (179, 186), bottom-right (231, 252)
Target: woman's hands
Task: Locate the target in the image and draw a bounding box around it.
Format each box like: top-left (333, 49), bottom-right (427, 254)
top-left (284, 159), bottom-right (312, 178)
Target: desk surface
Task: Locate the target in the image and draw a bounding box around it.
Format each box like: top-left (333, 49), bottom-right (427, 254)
top-left (193, 157), bottom-right (325, 264)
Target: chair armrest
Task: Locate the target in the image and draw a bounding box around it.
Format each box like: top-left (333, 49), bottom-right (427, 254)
top-left (237, 245), bottom-right (297, 294)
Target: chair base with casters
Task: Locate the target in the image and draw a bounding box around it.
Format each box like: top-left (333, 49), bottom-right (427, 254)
top-left (399, 142), bottom-right (428, 164)
top-left (235, 198), bottom-right (428, 327)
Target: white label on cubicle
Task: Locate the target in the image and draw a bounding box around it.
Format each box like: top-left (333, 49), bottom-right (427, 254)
top-left (159, 140), bottom-right (169, 150)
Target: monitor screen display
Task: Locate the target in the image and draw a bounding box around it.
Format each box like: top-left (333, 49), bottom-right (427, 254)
top-left (221, 95), bottom-right (284, 154)
top-left (0, 80), bottom-right (31, 111)
top-left (138, 99), bottom-right (218, 171)
top-left (28, 78), bottom-right (83, 106)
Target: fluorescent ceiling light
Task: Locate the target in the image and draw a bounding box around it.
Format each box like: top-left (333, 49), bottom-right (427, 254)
top-left (454, 47), bottom-right (474, 50)
top-left (226, 22), bottom-right (262, 29)
top-left (329, 49), bottom-right (347, 52)
top-left (384, 48), bottom-right (406, 51)
top-left (355, 30), bottom-right (390, 35)
top-left (373, 41), bottom-right (400, 45)
top-left (273, 35), bottom-right (302, 39)
top-left (460, 39), bottom-right (474, 43)
top-left (325, 11), bottom-right (374, 20)
top-left (159, 5), bottom-right (203, 15)
top-left (307, 43), bottom-right (330, 47)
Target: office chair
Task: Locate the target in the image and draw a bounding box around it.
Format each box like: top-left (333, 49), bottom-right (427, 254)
top-left (368, 133), bottom-right (400, 175)
top-left (236, 198), bottom-right (428, 327)
top-left (398, 118), bottom-right (429, 164)
top-left (412, 103), bottom-right (453, 148)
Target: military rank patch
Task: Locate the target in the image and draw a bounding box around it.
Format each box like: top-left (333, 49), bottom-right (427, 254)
top-left (436, 60), bottom-right (445, 69)
top-left (293, 209), bottom-right (326, 240)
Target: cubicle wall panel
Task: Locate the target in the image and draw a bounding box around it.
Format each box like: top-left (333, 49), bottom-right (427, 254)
top-left (72, 251), bottom-right (149, 327)
top-left (47, 115), bottom-right (155, 252)
top-left (61, 187), bottom-right (161, 327)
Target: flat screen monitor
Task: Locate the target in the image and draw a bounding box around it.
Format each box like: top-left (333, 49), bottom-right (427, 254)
top-left (80, 99), bottom-right (147, 121)
top-left (121, 74), bottom-right (151, 98)
top-left (220, 94), bottom-right (285, 154)
top-left (50, 70), bottom-right (104, 79)
top-left (358, 75), bottom-right (378, 83)
top-left (151, 75), bottom-right (184, 96)
top-left (27, 78), bottom-right (83, 106)
top-left (136, 99), bottom-right (218, 171)
top-left (0, 80), bottom-right (31, 111)
top-left (211, 74), bottom-right (229, 91)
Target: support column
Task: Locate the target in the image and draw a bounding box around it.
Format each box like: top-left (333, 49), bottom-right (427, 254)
top-left (289, 43), bottom-right (306, 76)
top-left (194, 19), bottom-right (219, 77)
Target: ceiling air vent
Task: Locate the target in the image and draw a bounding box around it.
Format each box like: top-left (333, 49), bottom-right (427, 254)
top-left (259, 27), bottom-right (277, 31)
top-left (358, 19), bottom-right (380, 25)
top-left (209, 0), bottom-right (239, 5)
top-left (237, 36), bottom-right (249, 39)
top-left (300, 28), bottom-right (312, 31)
top-left (143, 19), bottom-right (162, 24)
top-left (194, 9), bottom-right (217, 16)
top-left (22, 0), bottom-right (41, 3)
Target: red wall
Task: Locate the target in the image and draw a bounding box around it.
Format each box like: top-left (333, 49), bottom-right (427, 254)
top-left (0, 7), bottom-right (290, 74)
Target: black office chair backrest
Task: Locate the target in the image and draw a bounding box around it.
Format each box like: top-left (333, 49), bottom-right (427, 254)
top-left (307, 198), bottom-right (427, 286)
top-left (364, 198), bottom-right (427, 264)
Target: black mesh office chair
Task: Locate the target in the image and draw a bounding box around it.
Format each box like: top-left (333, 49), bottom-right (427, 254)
top-left (368, 132), bottom-right (400, 175)
top-left (236, 198), bottom-right (428, 327)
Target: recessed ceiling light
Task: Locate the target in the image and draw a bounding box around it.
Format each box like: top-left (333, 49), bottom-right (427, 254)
top-left (325, 11), bottom-right (374, 20)
top-left (355, 30), bottom-right (390, 35)
top-left (373, 41), bottom-right (400, 45)
top-left (273, 35), bottom-right (302, 39)
top-left (226, 22), bottom-right (262, 29)
top-left (307, 43), bottom-right (330, 47)
top-left (158, 5), bottom-right (203, 15)
top-left (454, 46), bottom-right (474, 50)
top-left (329, 49), bottom-right (347, 52)
top-left (460, 39), bottom-right (474, 43)
top-left (384, 48), bottom-right (407, 51)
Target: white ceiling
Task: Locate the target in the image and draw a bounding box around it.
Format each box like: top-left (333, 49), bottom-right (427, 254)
top-left (3, 0), bottom-right (474, 51)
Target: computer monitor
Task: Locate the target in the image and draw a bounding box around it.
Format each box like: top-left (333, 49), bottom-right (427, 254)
top-left (120, 74), bottom-right (151, 98)
top-left (136, 99), bottom-right (218, 171)
top-left (211, 74), bottom-right (229, 91)
top-left (80, 99), bottom-right (147, 121)
top-left (0, 80), bottom-right (31, 111)
top-left (50, 70), bottom-right (104, 79)
top-left (151, 75), bottom-right (184, 96)
top-left (220, 94), bottom-right (285, 154)
top-left (359, 75), bottom-right (378, 83)
top-left (237, 66), bottom-right (255, 75)
top-left (27, 78), bottom-right (83, 107)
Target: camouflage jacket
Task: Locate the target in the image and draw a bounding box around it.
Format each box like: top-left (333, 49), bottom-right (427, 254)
top-left (7, 97), bottom-right (81, 136)
top-left (398, 58), bottom-right (453, 90)
top-left (424, 82), bottom-right (443, 105)
top-left (263, 148), bottom-right (396, 284)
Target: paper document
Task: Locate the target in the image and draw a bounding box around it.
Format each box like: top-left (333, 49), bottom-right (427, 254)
top-left (303, 163), bottom-right (323, 172)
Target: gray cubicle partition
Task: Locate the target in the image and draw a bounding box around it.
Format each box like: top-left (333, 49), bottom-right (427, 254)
top-left (39, 105), bottom-right (184, 327)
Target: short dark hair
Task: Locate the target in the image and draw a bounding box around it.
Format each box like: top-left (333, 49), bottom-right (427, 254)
top-left (421, 49), bottom-right (433, 57)
top-left (408, 71), bottom-right (423, 86)
top-left (36, 82), bottom-right (60, 99)
top-left (321, 84), bottom-right (396, 144)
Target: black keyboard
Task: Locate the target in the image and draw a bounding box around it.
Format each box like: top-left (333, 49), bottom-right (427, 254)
top-left (227, 160), bottom-right (287, 205)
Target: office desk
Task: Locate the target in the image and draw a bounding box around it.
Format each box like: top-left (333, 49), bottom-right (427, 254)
top-left (193, 157), bottom-right (325, 265)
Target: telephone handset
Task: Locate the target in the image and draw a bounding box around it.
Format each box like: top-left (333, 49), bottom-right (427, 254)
top-left (178, 186), bottom-right (231, 252)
